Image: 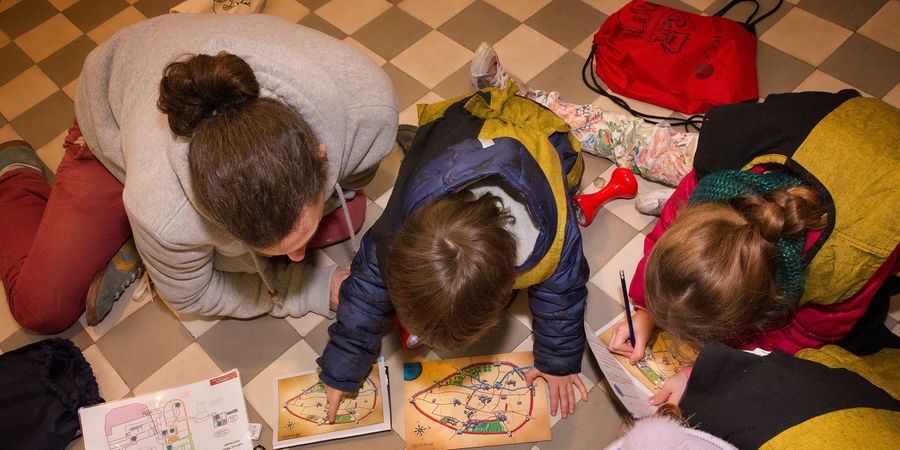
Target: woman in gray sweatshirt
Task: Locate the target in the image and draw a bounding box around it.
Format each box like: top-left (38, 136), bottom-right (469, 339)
top-left (0, 13), bottom-right (397, 333)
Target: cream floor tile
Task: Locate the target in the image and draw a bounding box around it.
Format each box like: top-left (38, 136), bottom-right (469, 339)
top-left (0, 124), bottom-right (23, 142)
top-left (14, 14), bottom-right (81, 62)
top-left (82, 344), bottom-right (131, 401)
top-left (375, 186), bottom-right (393, 210)
top-left (572, 34), bottom-right (594, 59)
top-left (35, 129), bottom-right (66, 172)
top-left (87, 6), bottom-right (146, 45)
top-left (285, 312), bottom-right (324, 337)
top-left (0, 124), bottom-right (22, 142)
top-left (0, 29), bottom-right (8, 47)
top-left (174, 311), bottom-right (221, 338)
top-left (893, 322), bottom-right (900, 337)
top-left (0, 282), bottom-right (21, 344)
top-left (596, 165), bottom-right (668, 232)
top-left (589, 233), bottom-right (646, 304)
top-left (0, 66), bottom-right (58, 120)
top-left (485, 0), bottom-right (551, 22)
top-left (859, 0), bottom-right (900, 53)
top-left (680, 0), bottom-right (717, 10)
top-left (883, 82), bottom-right (900, 109)
top-left (132, 342), bottom-right (223, 396)
top-left (399, 90), bottom-right (443, 125)
top-left (794, 70), bottom-right (870, 96)
top-left (391, 30), bottom-right (474, 88)
top-left (493, 25), bottom-right (567, 84)
top-left (80, 279), bottom-right (152, 341)
top-left (243, 340), bottom-right (320, 428)
top-left (316, 0), bottom-right (391, 34)
top-left (399, 0), bottom-right (474, 28)
top-left (49, 0), bottom-right (79, 11)
top-left (512, 334), bottom-right (534, 353)
top-left (760, 8), bottom-right (853, 66)
top-left (63, 78), bottom-right (78, 100)
top-left (343, 36), bottom-right (386, 66)
top-left (262, 0), bottom-right (310, 23)
top-left (589, 94), bottom-right (675, 120)
top-left (581, 0), bottom-right (629, 15)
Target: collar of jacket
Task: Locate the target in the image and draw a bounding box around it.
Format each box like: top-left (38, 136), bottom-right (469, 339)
top-left (399, 137), bottom-right (557, 280)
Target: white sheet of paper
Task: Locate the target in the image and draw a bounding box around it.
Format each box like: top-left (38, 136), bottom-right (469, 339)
top-left (79, 370), bottom-right (251, 450)
top-left (585, 314), bottom-right (658, 418)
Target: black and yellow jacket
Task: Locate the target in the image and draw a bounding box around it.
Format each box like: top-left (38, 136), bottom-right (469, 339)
top-left (680, 343), bottom-right (900, 449)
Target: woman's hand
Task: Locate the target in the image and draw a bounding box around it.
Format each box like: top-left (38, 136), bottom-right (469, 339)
top-left (608, 308), bottom-right (654, 364)
top-left (525, 369), bottom-right (588, 419)
top-left (648, 366), bottom-right (692, 406)
top-left (330, 265), bottom-right (351, 312)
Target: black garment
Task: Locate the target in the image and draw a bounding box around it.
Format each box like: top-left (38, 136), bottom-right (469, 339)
top-left (680, 343), bottom-right (900, 449)
top-left (837, 275), bottom-right (900, 356)
top-left (0, 338), bottom-right (102, 450)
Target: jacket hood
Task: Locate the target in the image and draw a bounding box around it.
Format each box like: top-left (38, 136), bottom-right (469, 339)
top-left (398, 137), bottom-right (558, 273)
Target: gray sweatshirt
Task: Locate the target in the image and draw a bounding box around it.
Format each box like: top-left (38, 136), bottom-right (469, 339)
top-left (75, 14), bottom-right (398, 319)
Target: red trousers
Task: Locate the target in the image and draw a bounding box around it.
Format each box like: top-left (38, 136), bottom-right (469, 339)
top-left (0, 124), bottom-right (131, 333)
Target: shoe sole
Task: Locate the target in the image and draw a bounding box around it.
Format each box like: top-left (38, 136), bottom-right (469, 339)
top-left (85, 268), bottom-right (104, 326)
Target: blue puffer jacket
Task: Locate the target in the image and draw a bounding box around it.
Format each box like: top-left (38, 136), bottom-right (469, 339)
top-left (317, 88), bottom-right (589, 392)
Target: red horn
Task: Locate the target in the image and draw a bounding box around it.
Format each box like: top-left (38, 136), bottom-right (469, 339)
top-left (573, 167), bottom-right (638, 226)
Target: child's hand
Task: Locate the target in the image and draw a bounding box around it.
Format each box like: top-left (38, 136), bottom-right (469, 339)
top-left (525, 369), bottom-right (588, 419)
top-left (608, 308), bottom-right (654, 364)
top-left (648, 366), bottom-right (692, 406)
top-left (330, 265), bottom-right (351, 312)
top-left (324, 385), bottom-right (350, 423)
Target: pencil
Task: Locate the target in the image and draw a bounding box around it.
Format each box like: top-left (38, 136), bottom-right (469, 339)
top-left (619, 270), bottom-right (636, 347)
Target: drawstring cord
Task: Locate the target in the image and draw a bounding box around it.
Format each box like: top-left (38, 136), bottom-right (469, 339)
top-left (334, 183), bottom-right (360, 253)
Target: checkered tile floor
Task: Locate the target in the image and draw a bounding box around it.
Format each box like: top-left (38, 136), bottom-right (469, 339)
top-left (1, 0), bottom-right (898, 449)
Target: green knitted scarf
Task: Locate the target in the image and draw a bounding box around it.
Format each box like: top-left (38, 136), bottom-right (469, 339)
top-left (689, 170), bottom-right (806, 301)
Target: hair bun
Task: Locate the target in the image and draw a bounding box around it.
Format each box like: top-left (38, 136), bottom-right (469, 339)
top-left (732, 187), bottom-right (827, 242)
top-left (157, 52), bottom-right (260, 137)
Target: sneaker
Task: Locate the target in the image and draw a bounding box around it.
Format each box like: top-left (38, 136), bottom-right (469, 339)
top-left (0, 140), bottom-right (55, 184)
top-left (635, 188), bottom-right (675, 216)
top-left (470, 42), bottom-right (511, 90)
top-left (85, 238), bottom-right (144, 326)
top-left (396, 124), bottom-right (417, 154)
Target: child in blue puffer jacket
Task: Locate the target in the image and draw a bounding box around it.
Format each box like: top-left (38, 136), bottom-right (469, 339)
top-left (317, 84), bottom-right (591, 423)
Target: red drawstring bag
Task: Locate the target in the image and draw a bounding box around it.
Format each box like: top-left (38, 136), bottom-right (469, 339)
top-left (589, 0), bottom-right (781, 116)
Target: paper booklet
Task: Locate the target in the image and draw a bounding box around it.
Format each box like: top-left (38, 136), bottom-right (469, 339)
top-left (585, 312), bottom-right (697, 418)
top-left (273, 357), bottom-right (391, 448)
top-left (79, 369), bottom-right (252, 450)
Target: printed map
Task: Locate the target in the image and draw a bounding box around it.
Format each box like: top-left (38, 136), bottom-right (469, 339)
top-left (403, 352), bottom-right (550, 449)
top-left (273, 361), bottom-right (390, 448)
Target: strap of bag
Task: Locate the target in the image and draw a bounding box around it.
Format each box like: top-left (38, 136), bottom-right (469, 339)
top-left (581, 46), bottom-right (705, 131)
top-left (714, 0), bottom-right (784, 34)
top-left (581, 1), bottom-right (783, 131)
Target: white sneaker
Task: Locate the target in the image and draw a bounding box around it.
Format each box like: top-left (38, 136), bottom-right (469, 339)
top-left (635, 188), bottom-right (675, 216)
top-left (470, 42), bottom-right (510, 89)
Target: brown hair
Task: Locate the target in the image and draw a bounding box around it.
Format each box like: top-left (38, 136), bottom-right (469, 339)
top-left (157, 52), bottom-right (326, 248)
top-left (385, 191), bottom-right (518, 349)
top-left (645, 187), bottom-right (827, 348)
